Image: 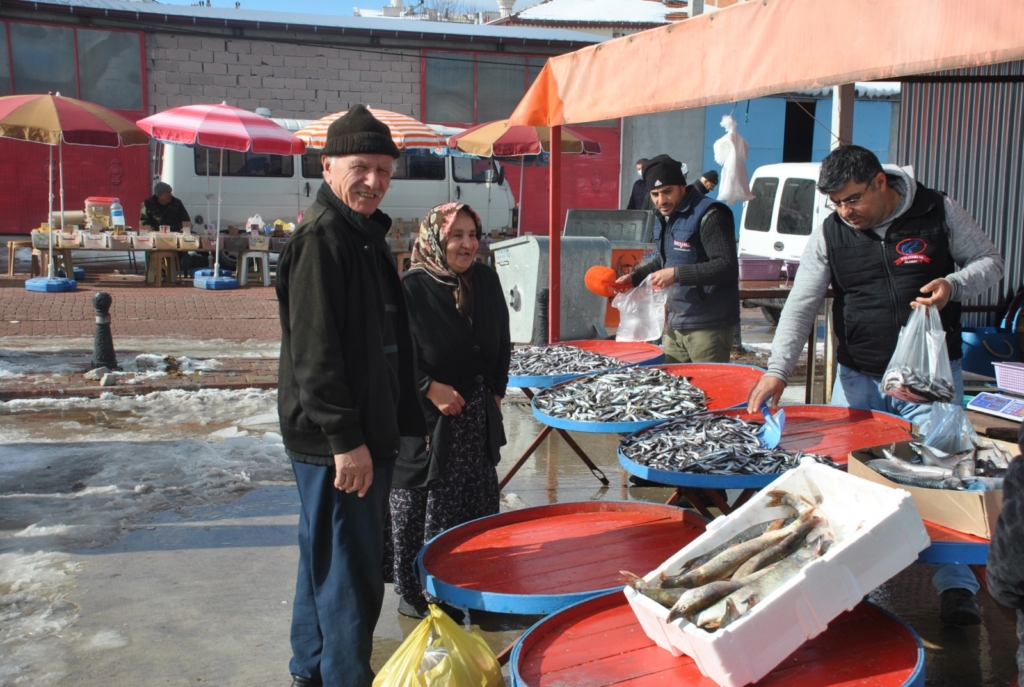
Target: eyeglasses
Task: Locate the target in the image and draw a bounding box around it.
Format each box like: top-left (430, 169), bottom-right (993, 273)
top-left (825, 180), bottom-right (874, 211)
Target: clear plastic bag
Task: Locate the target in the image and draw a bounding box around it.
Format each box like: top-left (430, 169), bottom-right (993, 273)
top-left (612, 275), bottom-right (668, 342)
top-left (881, 305), bottom-right (955, 403)
top-left (922, 402), bottom-right (978, 454)
top-left (373, 606), bottom-right (503, 687)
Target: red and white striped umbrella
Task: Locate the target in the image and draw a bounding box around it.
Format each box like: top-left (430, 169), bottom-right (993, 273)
top-left (136, 103), bottom-right (305, 155)
top-left (295, 107), bottom-right (445, 151)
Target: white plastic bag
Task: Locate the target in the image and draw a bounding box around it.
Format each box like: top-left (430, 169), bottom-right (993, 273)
top-left (612, 275), bottom-right (668, 342)
top-left (246, 214), bottom-right (264, 233)
top-left (922, 402), bottom-right (978, 453)
top-left (712, 115), bottom-right (755, 204)
top-left (881, 306), bottom-right (955, 403)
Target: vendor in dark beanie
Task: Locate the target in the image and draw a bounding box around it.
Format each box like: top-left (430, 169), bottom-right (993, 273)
top-left (689, 169), bottom-right (719, 196)
top-left (615, 153), bottom-right (739, 363)
top-left (276, 103), bottom-right (425, 687)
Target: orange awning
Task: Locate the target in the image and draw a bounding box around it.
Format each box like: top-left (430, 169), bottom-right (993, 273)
top-left (509, 0), bottom-right (1024, 126)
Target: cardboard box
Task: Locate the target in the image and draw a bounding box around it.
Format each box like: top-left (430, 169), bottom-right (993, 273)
top-left (625, 461), bottom-right (929, 687)
top-left (848, 441), bottom-right (1014, 539)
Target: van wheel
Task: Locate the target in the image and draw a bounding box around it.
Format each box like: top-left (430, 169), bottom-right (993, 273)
top-left (760, 306), bottom-right (783, 326)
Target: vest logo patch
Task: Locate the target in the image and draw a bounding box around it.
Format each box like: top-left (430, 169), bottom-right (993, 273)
top-left (673, 239), bottom-right (691, 250)
top-left (894, 238), bottom-right (931, 265)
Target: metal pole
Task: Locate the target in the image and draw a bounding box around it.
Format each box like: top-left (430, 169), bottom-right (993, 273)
top-left (47, 146), bottom-right (54, 278)
top-left (214, 148), bottom-right (223, 274)
top-left (548, 125), bottom-right (562, 343)
top-left (517, 161), bottom-right (524, 237)
top-left (58, 141), bottom-right (65, 277)
top-left (831, 83), bottom-right (855, 149)
top-left (92, 292), bottom-right (119, 370)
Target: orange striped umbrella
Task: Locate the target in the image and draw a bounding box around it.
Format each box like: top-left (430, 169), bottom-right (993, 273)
top-left (294, 107), bottom-right (446, 151)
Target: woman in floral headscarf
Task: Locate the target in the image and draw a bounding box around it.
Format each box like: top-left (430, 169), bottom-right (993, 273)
top-left (390, 202), bottom-right (510, 620)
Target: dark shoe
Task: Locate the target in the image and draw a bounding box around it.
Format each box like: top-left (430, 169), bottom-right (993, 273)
top-left (399, 594), bottom-right (429, 619)
top-left (940, 588), bottom-right (983, 626)
top-left (290, 677), bottom-right (322, 687)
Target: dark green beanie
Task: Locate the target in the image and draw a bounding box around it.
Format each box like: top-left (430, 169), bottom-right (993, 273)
top-left (322, 104), bottom-right (400, 159)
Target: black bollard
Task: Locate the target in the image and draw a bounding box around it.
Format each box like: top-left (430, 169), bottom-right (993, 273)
top-left (92, 292), bottom-right (119, 370)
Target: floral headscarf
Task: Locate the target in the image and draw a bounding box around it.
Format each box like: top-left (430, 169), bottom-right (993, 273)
top-left (409, 202), bottom-right (482, 320)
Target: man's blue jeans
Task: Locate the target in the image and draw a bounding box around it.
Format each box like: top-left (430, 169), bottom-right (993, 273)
top-left (289, 456), bottom-right (393, 687)
top-left (831, 359), bottom-right (979, 595)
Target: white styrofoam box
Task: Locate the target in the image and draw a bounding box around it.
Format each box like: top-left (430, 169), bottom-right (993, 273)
top-left (624, 460), bottom-right (929, 687)
top-left (82, 233), bottom-right (107, 249)
top-left (492, 235), bottom-right (612, 343)
top-left (106, 235), bottom-right (132, 250)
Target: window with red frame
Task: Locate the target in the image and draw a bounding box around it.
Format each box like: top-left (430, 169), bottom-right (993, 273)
top-left (423, 52), bottom-right (546, 126)
top-left (0, 20), bottom-right (144, 113)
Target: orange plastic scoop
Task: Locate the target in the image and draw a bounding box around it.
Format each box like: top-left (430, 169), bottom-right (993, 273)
top-left (585, 265), bottom-right (618, 297)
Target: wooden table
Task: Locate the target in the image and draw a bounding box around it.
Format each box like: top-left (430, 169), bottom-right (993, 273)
top-left (739, 279), bottom-right (836, 404)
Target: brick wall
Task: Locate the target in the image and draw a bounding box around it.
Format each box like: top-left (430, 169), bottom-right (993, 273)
top-left (146, 34), bottom-right (421, 119)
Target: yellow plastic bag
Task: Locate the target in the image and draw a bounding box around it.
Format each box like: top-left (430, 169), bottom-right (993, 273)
top-left (374, 605), bottom-right (503, 687)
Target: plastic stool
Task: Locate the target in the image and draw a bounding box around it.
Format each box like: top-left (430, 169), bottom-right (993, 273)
top-left (7, 240), bottom-right (32, 276)
top-left (146, 251), bottom-right (180, 287)
top-left (236, 250), bottom-right (271, 286)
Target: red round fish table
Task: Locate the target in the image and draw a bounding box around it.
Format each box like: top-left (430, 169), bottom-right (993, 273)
top-left (511, 592), bottom-right (924, 687)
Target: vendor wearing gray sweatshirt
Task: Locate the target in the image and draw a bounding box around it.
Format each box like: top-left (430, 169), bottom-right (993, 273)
top-left (746, 145), bottom-right (1004, 627)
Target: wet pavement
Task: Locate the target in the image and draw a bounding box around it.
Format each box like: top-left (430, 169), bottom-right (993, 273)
top-left (0, 303), bottom-right (1019, 686)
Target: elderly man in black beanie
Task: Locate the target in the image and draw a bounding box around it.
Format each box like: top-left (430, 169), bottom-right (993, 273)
top-left (614, 153), bottom-right (739, 363)
top-left (276, 104), bottom-right (426, 687)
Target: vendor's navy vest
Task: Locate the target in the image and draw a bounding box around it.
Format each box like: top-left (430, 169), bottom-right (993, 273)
top-left (654, 193), bottom-right (739, 331)
top-left (825, 182), bottom-right (962, 376)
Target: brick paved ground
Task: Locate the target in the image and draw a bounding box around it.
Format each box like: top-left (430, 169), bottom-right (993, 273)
top-left (2, 241), bottom-right (281, 341)
top-left (3, 240), bottom-right (282, 400)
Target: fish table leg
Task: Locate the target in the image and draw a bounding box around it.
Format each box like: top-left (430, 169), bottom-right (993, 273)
top-left (666, 487), bottom-right (716, 520)
top-left (554, 428), bottom-right (610, 485)
top-left (499, 424), bottom-right (553, 490)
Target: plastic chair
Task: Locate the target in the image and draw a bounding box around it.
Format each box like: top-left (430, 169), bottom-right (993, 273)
top-left (236, 250), bottom-right (271, 286)
top-left (146, 251), bottom-right (180, 287)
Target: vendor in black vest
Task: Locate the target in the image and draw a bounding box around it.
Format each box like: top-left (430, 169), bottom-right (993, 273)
top-left (614, 154), bottom-right (739, 362)
top-left (747, 145), bottom-right (1004, 627)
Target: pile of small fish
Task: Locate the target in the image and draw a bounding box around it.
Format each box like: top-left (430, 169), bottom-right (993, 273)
top-left (881, 364), bottom-right (956, 403)
top-left (623, 490), bottom-right (834, 631)
top-left (509, 344), bottom-right (622, 377)
top-left (620, 414), bottom-right (836, 475)
top-left (864, 439), bottom-right (1012, 491)
top-left (533, 368), bottom-right (708, 423)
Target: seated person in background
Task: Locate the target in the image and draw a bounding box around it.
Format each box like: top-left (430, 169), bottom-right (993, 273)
top-left (140, 182), bottom-right (203, 273)
top-left (987, 423), bottom-right (1024, 682)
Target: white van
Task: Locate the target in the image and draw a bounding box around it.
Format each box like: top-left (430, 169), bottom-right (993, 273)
top-left (738, 162), bottom-right (826, 263)
top-left (156, 119), bottom-right (516, 237)
top-left (737, 162), bottom-right (826, 323)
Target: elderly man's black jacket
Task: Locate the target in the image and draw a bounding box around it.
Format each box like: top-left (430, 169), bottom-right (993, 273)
top-left (276, 182), bottom-right (425, 464)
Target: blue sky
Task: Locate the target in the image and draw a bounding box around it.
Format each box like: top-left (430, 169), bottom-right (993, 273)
top-left (157, 0), bottom-right (524, 15)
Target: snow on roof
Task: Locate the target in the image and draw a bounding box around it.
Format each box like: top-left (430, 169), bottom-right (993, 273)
top-left (28, 0), bottom-right (605, 44)
top-left (515, 0), bottom-right (686, 24)
top-left (793, 82), bottom-right (902, 99)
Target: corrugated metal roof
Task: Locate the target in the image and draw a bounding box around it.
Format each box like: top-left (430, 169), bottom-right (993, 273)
top-left (24, 0), bottom-right (606, 44)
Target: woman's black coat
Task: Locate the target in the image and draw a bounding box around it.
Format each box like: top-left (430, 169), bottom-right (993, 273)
top-left (392, 264), bottom-right (511, 489)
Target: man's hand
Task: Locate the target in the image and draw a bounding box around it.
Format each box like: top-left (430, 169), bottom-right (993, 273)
top-left (913, 278), bottom-right (952, 310)
top-left (334, 445), bottom-right (374, 497)
top-left (493, 394), bottom-right (503, 409)
top-left (426, 381), bottom-right (465, 416)
top-left (650, 267), bottom-right (676, 290)
top-left (613, 274), bottom-right (634, 292)
top-left (747, 376), bottom-right (787, 414)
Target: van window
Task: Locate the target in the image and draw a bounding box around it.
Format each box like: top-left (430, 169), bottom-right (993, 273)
top-left (453, 157), bottom-right (497, 183)
top-left (195, 146), bottom-right (294, 178)
top-left (777, 178), bottom-right (817, 236)
top-left (301, 150), bottom-right (446, 181)
top-left (744, 177), bottom-right (779, 232)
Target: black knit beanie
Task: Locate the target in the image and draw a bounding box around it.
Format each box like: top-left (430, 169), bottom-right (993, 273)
top-left (702, 169), bottom-right (720, 185)
top-left (642, 154), bottom-right (687, 189)
top-left (321, 104), bottom-right (400, 159)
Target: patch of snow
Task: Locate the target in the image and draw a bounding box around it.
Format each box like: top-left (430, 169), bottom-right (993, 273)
top-left (87, 630), bottom-right (130, 651)
top-left (518, 0), bottom-right (677, 24)
top-left (0, 336), bottom-right (281, 358)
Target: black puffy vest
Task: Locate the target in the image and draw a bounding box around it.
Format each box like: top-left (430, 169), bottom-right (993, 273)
top-left (653, 193), bottom-right (739, 330)
top-left (824, 182), bottom-right (962, 376)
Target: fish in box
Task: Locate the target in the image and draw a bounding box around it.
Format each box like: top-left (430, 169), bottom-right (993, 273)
top-left (623, 460), bottom-right (929, 687)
